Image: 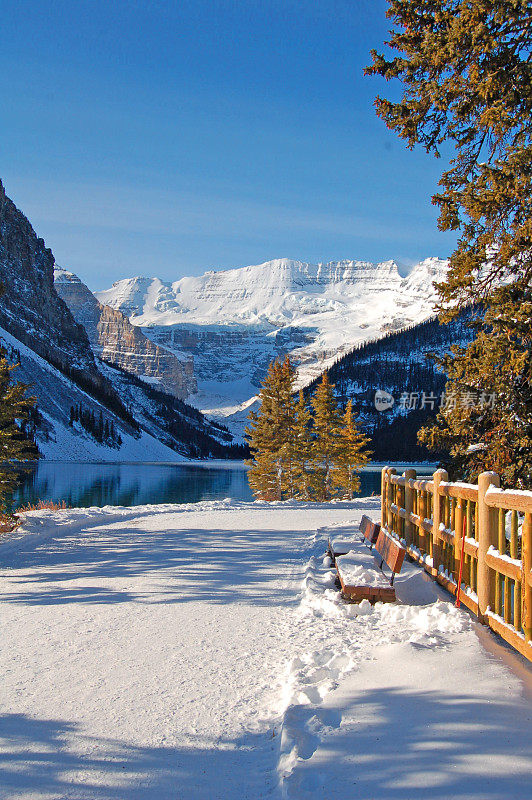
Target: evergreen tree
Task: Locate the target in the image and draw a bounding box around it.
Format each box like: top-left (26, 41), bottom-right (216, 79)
top-left (0, 348), bottom-right (38, 510)
top-left (333, 400), bottom-right (372, 499)
top-left (367, 1), bottom-right (532, 485)
top-left (278, 356), bottom-right (298, 498)
top-left (419, 286), bottom-right (532, 485)
top-left (246, 361), bottom-right (281, 500)
top-left (245, 356), bottom-right (298, 500)
top-left (309, 373), bottom-right (342, 501)
top-left (366, 0), bottom-right (532, 305)
top-left (246, 446), bottom-right (281, 501)
top-left (293, 391), bottom-right (313, 499)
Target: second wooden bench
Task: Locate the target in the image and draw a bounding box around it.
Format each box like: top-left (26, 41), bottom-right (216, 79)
top-left (336, 528), bottom-right (406, 603)
top-left (328, 515), bottom-right (380, 560)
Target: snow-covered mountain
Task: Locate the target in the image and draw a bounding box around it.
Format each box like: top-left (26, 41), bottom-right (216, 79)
top-left (54, 268), bottom-right (196, 399)
top-left (304, 307), bottom-right (477, 460)
top-left (96, 257), bottom-right (448, 437)
top-left (0, 325), bottom-right (187, 462)
top-left (97, 257), bottom-right (444, 330)
top-left (0, 179), bottom-right (239, 461)
top-left (0, 177), bottom-right (450, 458)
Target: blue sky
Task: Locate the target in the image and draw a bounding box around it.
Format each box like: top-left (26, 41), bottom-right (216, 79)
top-left (0, 0), bottom-right (456, 289)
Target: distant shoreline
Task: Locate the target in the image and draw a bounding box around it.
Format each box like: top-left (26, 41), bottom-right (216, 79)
top-left (2, 459), bottom-right (439, 471)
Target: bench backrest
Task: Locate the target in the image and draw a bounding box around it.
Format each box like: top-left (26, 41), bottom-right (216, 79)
top-left (359, 515), bottom-right (380, 545)
top-left (375, 530), bottom-right (406, 576)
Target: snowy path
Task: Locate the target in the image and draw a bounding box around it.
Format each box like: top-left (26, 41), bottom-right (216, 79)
top-left (0, 499), bottom-right (530, 800)
top-left (0, 499), bottom-right (375, 799)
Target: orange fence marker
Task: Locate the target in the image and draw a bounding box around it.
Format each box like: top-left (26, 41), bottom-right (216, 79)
top-left (455, 513), bottom-right (467, 608)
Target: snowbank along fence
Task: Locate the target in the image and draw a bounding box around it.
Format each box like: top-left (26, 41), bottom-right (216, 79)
top-left (381, 466), bottom-right (532, 662)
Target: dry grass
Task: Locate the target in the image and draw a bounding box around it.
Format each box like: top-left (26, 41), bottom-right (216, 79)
top-left (0, 499), bottom-right (69, 535)
top-left (0, 499), bottom-right (70, 535)
top-left (16, 499), bottom-right (69, 512)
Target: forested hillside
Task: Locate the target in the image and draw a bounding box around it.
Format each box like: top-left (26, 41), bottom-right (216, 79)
top-left (304, 308), bottom-right (478, 460)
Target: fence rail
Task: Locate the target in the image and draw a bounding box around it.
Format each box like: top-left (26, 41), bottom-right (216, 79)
top-left (381, 467), bottom-right (532, 662)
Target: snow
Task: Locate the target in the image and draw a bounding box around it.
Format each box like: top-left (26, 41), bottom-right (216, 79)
top-left (95, 257), bottom-right (448, 437)
top-left (335, 547), bottom-right (393, 588)
top-left (328, 534), bottom-right (360, 556)
top-left (37, 409), bottom-right (186, 463)
top-left (466, 443), bottom-right (486, 453)
top-left (487, 545), bottom-right (521, 568)
top-left (0, 326), bottom-right (187, 463)
top-left (95, 259), bottom-right (446, 333)
top-left (0, 497), bottom-right (530, 799)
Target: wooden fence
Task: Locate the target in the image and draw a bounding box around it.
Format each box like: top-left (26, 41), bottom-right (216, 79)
top-left (381, 466), bottom-right (532, 662)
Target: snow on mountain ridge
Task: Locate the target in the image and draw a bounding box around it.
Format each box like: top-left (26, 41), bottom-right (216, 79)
top-left (94, 256), bottom-right (448, 439)
top-left (96, 257), bottom-right (445, 328)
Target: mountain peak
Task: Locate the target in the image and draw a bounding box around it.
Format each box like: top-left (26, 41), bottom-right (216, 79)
top-left (92, 254), bottom-right (448, 439)
top-left (54, 267), bottom-right (82, 285)
top-left (95, 254), bottom-right (445, 330)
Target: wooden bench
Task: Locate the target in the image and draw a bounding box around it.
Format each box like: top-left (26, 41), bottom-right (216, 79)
top-left (328, 515), bottom-right (380, 560)
top-left (336, 529), bottom-right (406, 603)
top-left (359, 515), bottom-right (381, 549)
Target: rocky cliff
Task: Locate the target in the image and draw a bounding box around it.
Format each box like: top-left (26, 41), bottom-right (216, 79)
top-left (0, 180), bottom-right (232, 460)
top-left (0, 180), bottom-right (99, 378)
top-left (54, 269), bottom-right (196, 399)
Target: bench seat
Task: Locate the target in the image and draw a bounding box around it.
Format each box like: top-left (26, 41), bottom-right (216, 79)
top-left (336, 549), bottom-right (396, 602)
top-left (328, 536), bottom-right (357, 558)
top-left (328, 515), bottom-right (380, 559)
top-left (335, 528), bottom-right (406, 604)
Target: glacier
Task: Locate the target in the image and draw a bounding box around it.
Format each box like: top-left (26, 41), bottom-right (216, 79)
top-left (95, 257), bottom-right (448, 439)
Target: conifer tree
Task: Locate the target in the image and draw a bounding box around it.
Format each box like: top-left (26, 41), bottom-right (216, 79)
top-left (367, 1), bottom-right (532, 486)
top-left (278, 356), bottom-right (298, 498)
top-left (0, 348), bottom-right (38, 509)
top-left (246, 441), bottom-right (280, 501)
top-left (293, 391), bottom-right (313, 499)
top-left (245, 356), bottom-right (298, 500)
top-left (309, 373), bottom-right (342, 501)
top-left (246, 361), bottom-right (282, 500)
top-left (333, 400), bottom-right (372, 499)
top-left (419, 286), bottom-right (532, 485)
top-left (366, 0), bottom-right (532, 305)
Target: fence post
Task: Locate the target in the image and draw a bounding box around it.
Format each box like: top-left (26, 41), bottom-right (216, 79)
top-left (381, 466), bottom-right (389, 529)
top-left (521, 513), bottom-right (532, 641)
top-left (477, 471), bottom-right (500, 621)
top-left (404, 468), bottom-right (416, 547)
top-left (432, 469), bottom-right (448, 577)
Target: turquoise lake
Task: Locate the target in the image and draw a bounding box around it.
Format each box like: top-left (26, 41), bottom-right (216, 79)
top-left (11, 462), bottom-right (437, 509)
